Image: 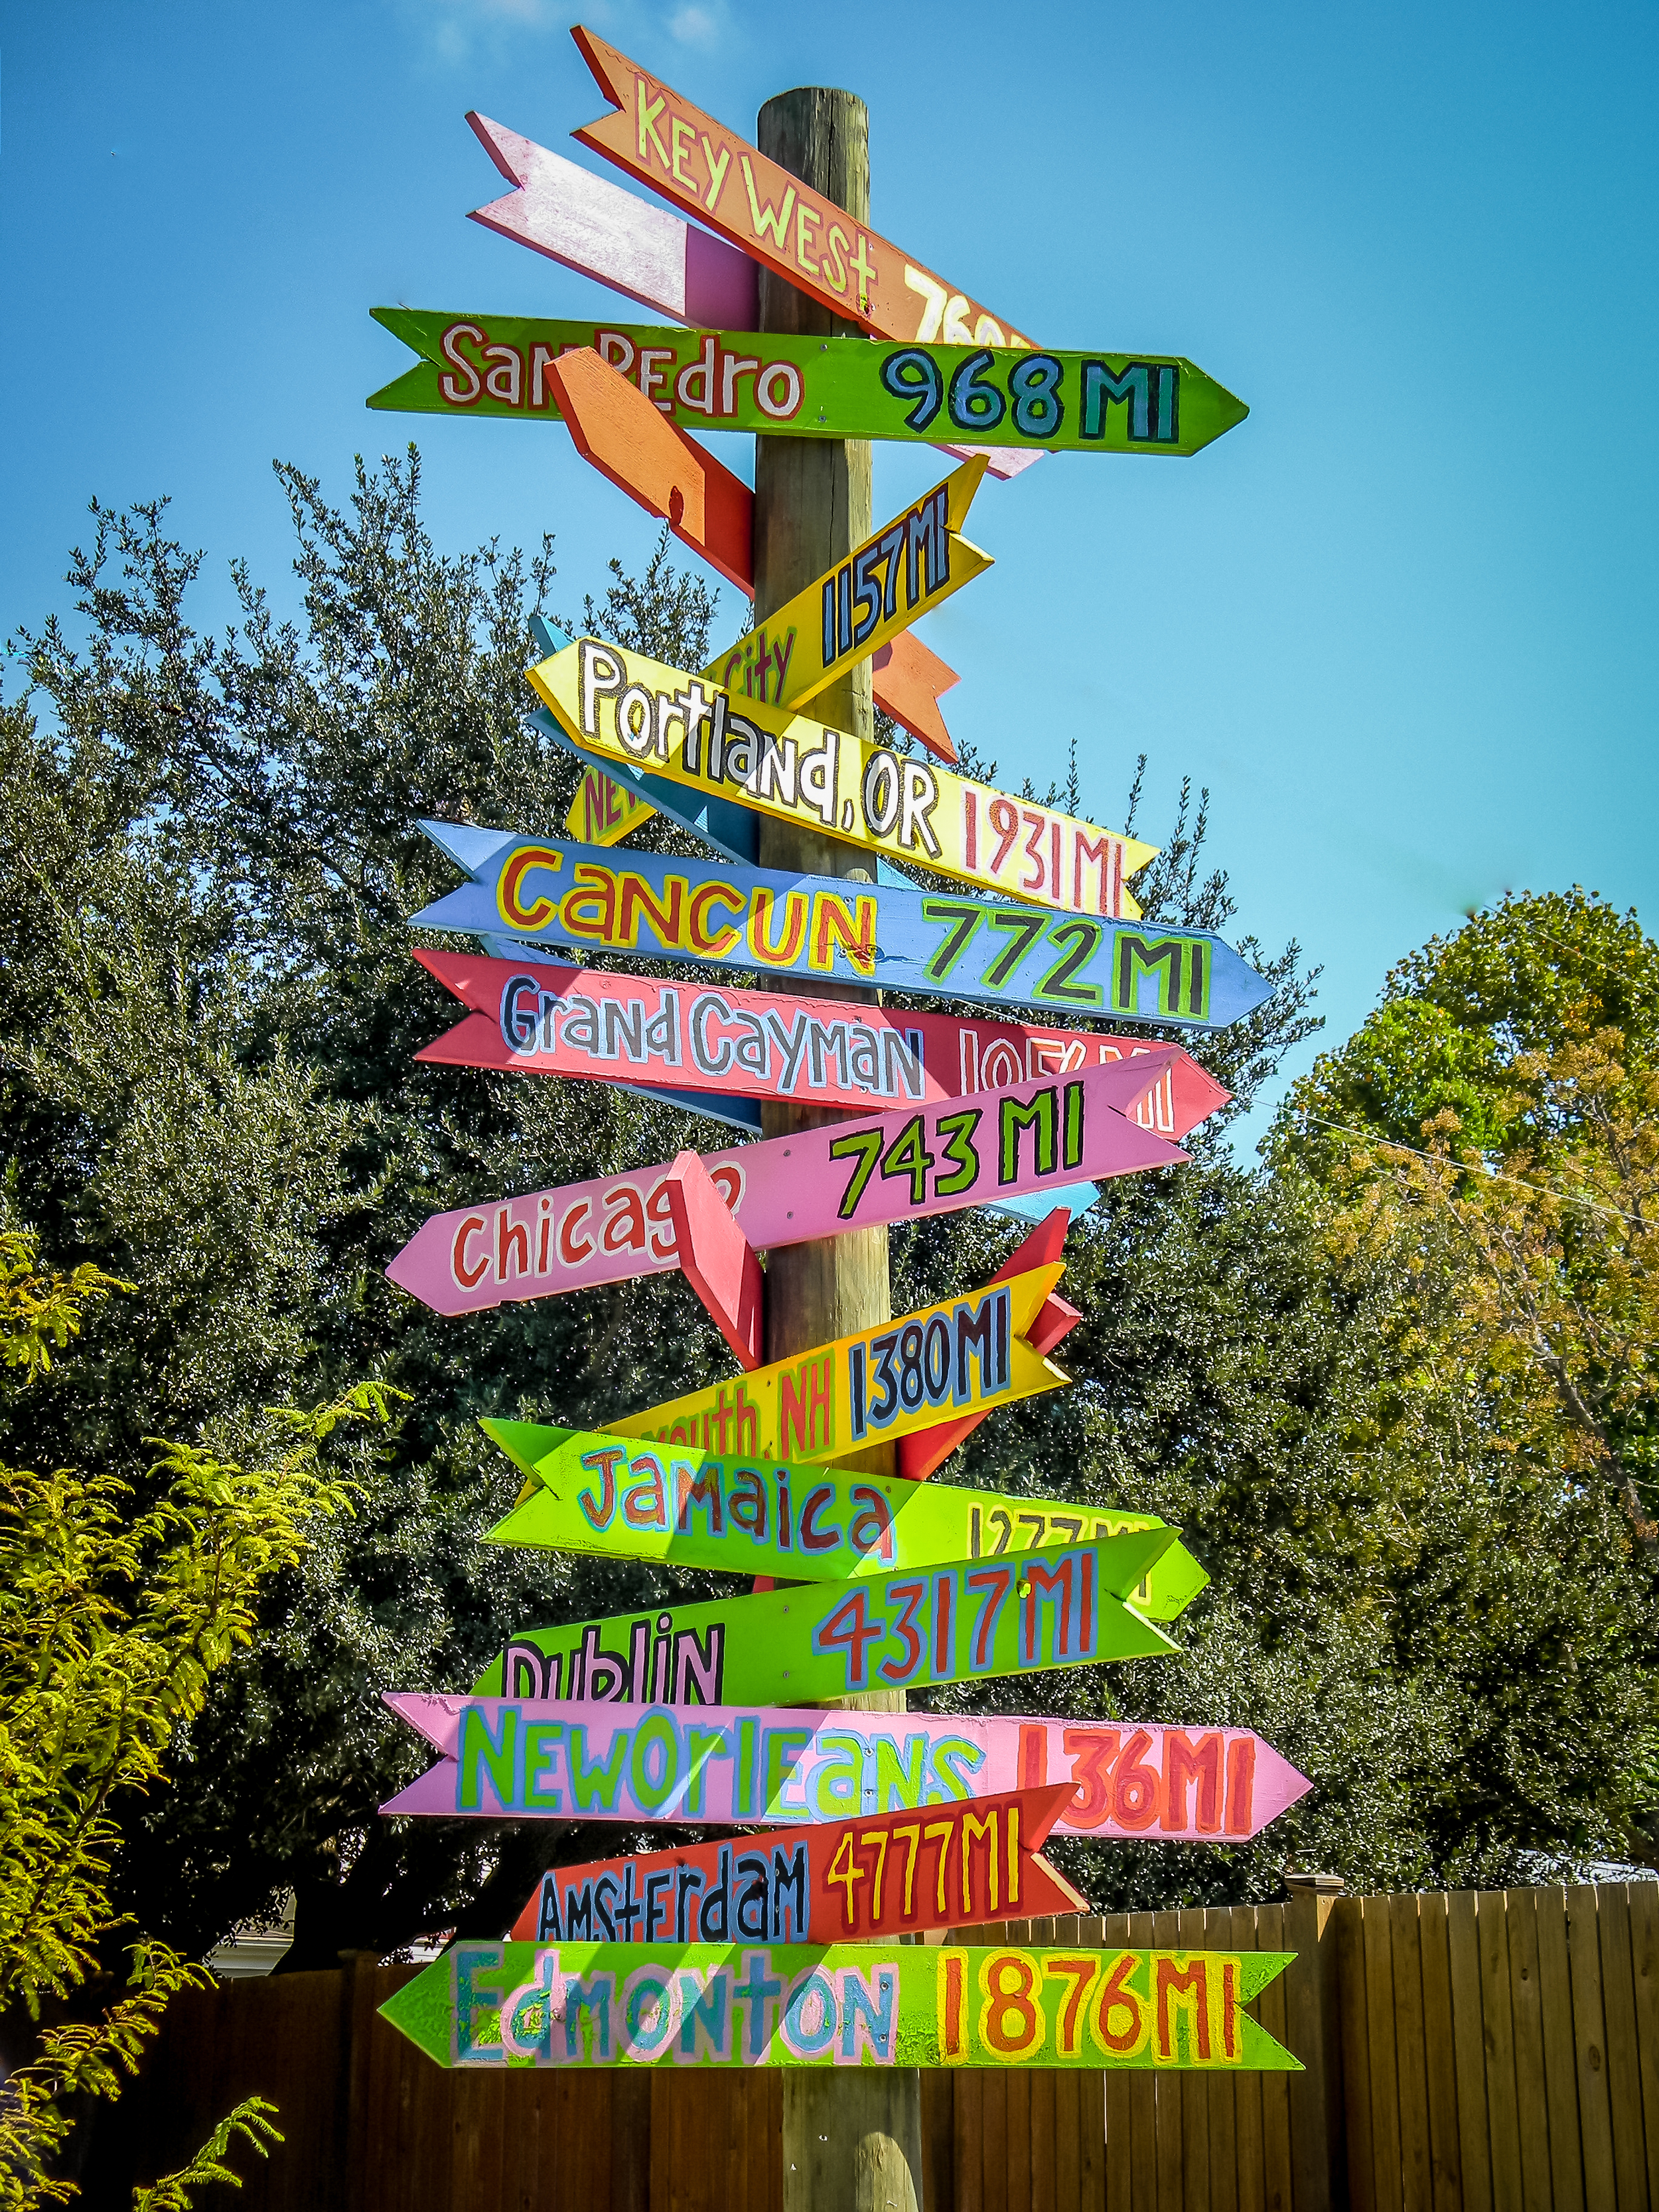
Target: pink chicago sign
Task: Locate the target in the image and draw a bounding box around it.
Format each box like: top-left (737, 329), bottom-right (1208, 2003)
top-left (389, 1055), bottom-right (1190, 1318)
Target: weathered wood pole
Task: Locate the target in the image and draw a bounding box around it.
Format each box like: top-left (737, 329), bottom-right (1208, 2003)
top-left (753, 83), bottom-right (924, 2212)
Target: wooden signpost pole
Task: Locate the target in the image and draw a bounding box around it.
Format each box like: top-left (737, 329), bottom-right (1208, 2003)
top-left (753, 84), bottom-right (924, 2212)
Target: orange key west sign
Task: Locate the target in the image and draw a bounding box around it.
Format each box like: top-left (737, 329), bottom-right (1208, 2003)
top-left (572, 28), bottom-right (1034, 350)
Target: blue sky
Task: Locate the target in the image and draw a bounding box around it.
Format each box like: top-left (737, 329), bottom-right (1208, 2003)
top-left (3, 0), bottom-right (1656, 1143)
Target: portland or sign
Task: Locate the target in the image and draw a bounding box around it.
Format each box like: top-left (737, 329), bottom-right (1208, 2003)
top-left (530, 638), bottom-right (1156, 914)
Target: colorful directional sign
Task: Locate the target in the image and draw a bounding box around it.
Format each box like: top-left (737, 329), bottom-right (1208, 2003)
top-left (526, 1057), bottom-right (1178, 1266)
top-left (380, 1935), bottom-right (1299, 2072)
top-left (529, 638), bottom-right (1155, 913)
top-left (565, 766), bottom-right (656, 848)
top-left (461, 113), bottom-right (1038, 484)
top-left (715, 457), bottom-right (989, 715)
top-left (370, 310), bottom-right (1247, 460)
top-left (386, 1043), bottom-right (1223, 1319)
top-left (480, 1424), bottom-right (1208, 1624)
top-left (570, 28), bottom-right (1032, 352)
top-left (466, 114), bottom-right (759, 329)
top-left (412, 822), bottom-right (1269, 1029)
top-left (510, 1785), bottom-right (1086, 1947)
top-left (467, 1528), bottom-right (1173, 1710)
top-left (606, 1263), bottom-right (1066, 1460)
top-left (410, 946), bottom-right (1217, 1124)
top-left (563, 643), bottom-right (960, 849)
top-left (382, 1696), bottom-right (1311, 1840)
top-left (565, 631), bottom-right (961, 855)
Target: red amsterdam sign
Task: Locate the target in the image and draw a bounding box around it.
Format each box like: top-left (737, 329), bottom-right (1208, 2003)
top-left (510, 1785), bottom-right (1084, 1947)
top-left (571, 28), bottom-right (1033, 350)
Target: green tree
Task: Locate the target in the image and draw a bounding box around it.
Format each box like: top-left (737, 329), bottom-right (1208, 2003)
top-left (0, 1229), bottom-right (383, 2207)
top-left (1265, 891), bottom-right (1659, 1873)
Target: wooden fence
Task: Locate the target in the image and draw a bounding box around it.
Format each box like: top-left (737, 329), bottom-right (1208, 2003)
top-left (79, 1882), bottom-right (1659, 2210)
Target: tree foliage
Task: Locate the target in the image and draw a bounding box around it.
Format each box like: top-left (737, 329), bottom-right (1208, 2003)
top-left (0, 1230), bottom-right (382, 2207)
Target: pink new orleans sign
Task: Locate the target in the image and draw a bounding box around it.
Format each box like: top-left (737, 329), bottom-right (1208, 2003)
top-left (382, 1695), bottom-right (1311, 1842)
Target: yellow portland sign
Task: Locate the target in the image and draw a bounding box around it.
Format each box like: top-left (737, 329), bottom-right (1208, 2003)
top-left (530, 644), bottom-right (1155, 919)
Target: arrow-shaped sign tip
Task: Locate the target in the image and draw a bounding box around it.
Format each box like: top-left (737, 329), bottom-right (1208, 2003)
top-left (465, 110), bottom-right (532, 189)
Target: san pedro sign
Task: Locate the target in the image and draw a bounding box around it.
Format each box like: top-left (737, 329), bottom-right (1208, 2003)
top-left (368, 309), bottom-right (1247, 459)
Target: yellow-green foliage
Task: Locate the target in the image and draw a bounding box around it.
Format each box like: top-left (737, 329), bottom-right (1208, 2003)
top-left (0, 1228), bottom-right (388, 2210)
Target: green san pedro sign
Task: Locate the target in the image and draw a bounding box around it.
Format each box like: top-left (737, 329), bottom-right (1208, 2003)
top-left (368, 310), bottom-right (1246, 459)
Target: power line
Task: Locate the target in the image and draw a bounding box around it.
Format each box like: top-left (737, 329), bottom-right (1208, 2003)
top-left (1295, 1115), bottom-right (1648, 1230)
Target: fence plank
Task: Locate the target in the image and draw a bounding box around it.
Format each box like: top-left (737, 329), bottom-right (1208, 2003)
top-left (1476, 1890), bottom-right (1523, 2210)
top-left (1256, 1904), bottom-right (1293, 2212)
top-left (1388, 1893), bottom-right (1433, 2212)
top-left (1332, 1895), bottom-right (1376, 2212)
top-left (1628, 1881), bottom-right (1659, 2211)
top-left (1177, 1906), bottom-right (1212, 2212)
top-left (1597, 1884), bottom-right (1648, 2212)
top-left (1031, 2067), bottom-right (1058, 2212)
top-left (957, 2066), bottom-right (985, 2212)
top-left (983, 2055), bottom-right (1009, 2212)
top-left (1126, 1912), bottom-right (1159, 2212)
top-left (408, 1996), bottom-right (453, 2212)
top-left (1564, 1888), bottom-right (1615, 2212)
top-left (727, 2073), bottom-right (759, 2212)
top-left (1444, 1893), bottom-right (1492, 2212)
top-left (1007, 2059), bottom-right (1034, 2212)
top-left (1202, 1908), bottom-right (1238, 2212)
top-left (1071, 1913), bottom-right (1107, 2212)
top-left (1534, 1888), bottom-right (1584, 2212)
top-left (1284, 1889), bottom-right (1333, 2212)
top-left (1363, 1895), bottom-right (1404, 2212)
top-left (1413, 1893), bottom-right (1463, 2212)
top-left (566, 2069), bottom-right (612, 2212)
top-left (1503, 1889), bottom-right (1552, 2212)
top-left (1080, 2065), bottom-right (1107, 2212)
top-left (1153, 1909), bottom-right (1186, 2212)
top-left (1029, 1915), bottom-right (1060, 2212)
top-left (382, 1978), bottom-right (424, 2212)
top-left (1051, 2063), bottom-right (1080, 2212)
top-left (1229, 1906), bottom-right (1265, 2212)
top-left (455, 2071), bottom-right (507, 2212)
top-left (923, 2070), bottom-right (956, 2212)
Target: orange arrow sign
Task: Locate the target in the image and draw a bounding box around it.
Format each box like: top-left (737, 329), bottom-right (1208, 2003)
top-left (546, 344), bottom-right (754, 592)
top-left (572, 27), bottom-right (1032, 352)
top-left (546, 346), bottom-right (964, 767)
